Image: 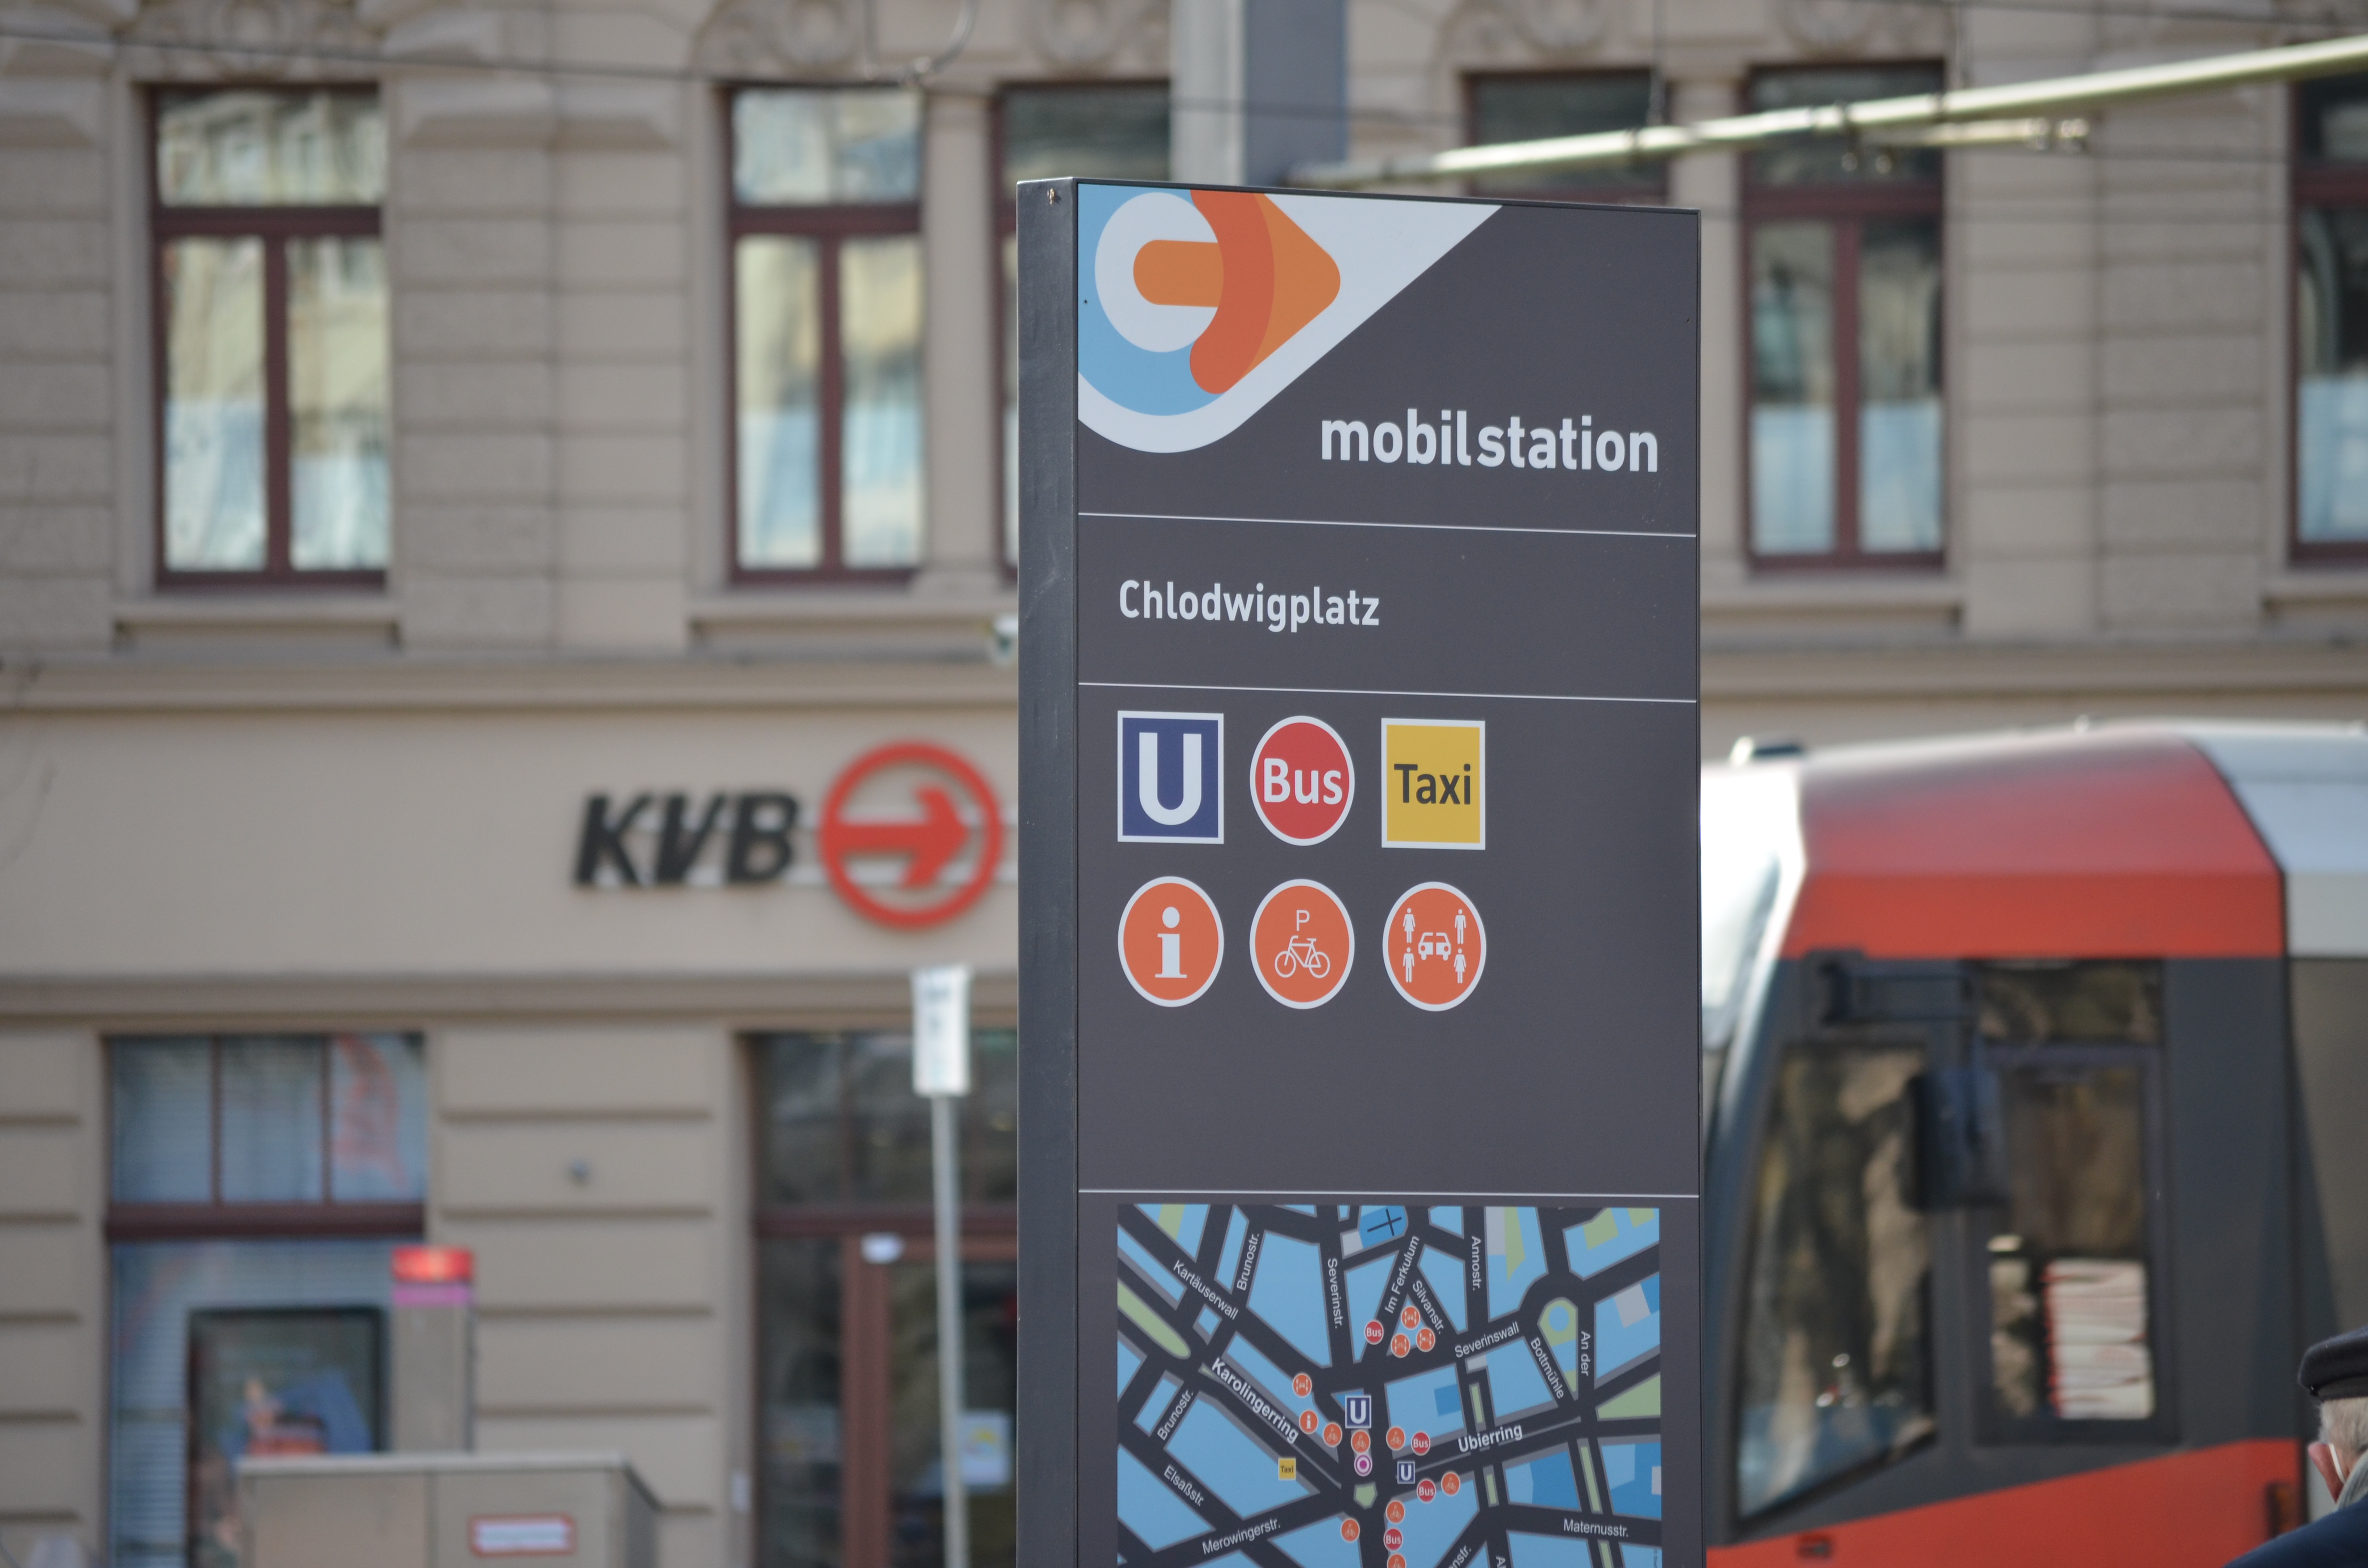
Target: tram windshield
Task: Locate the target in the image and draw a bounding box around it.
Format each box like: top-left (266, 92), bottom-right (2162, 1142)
top-left (1735, 1041), bottom-right (1936, 1517)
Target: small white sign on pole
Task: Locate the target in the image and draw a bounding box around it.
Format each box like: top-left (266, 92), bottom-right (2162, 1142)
top-left (913, 963), bottom-right (973, 1097)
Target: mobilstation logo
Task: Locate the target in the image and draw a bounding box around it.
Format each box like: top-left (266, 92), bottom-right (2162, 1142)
top-left (1078, 185), bottom-right (1493, 454)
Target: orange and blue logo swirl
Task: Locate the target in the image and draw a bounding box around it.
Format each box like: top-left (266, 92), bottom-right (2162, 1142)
top-left (1078, 185), bottom-right (1497, 453)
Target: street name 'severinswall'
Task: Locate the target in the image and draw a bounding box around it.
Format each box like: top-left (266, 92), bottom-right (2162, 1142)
top-left (1121, 580), bottom-right (1382, 631)
top-left (1321, 410), bottom-right (1659, 473)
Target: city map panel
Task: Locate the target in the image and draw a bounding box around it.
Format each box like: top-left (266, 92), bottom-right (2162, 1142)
top-left (1116, 1200), bottom-right (1665, 1568)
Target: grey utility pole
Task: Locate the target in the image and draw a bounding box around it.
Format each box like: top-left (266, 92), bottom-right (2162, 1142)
top-left (913, 963), bottom-right (974, 1568)
top-left (1171, 0), bottom-right (1346, 185)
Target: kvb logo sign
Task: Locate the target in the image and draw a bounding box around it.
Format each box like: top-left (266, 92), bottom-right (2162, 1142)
top-left (574, 742), bottom-right (1005, 931)
top-left (1078, 187), bottom-right (1492, 454)
top-left (1118, 712), bottom-right (1223, 843)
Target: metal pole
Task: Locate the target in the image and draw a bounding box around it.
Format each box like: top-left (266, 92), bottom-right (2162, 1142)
top-left (931, 1089), bottom-right (969, 1568)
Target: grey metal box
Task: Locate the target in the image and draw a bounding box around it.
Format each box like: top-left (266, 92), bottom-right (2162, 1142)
top-left (239, 1453), bottom-right (657, 1568)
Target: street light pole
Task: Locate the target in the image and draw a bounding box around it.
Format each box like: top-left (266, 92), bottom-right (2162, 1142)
top-left (913, 964), bottom-right (973, 1568)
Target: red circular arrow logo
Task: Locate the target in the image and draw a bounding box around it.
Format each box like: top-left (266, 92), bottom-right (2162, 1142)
top-left (818, 743), bottom-right (1003, 930)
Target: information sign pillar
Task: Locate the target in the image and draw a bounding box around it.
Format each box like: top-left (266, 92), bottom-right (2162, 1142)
top-left (1018, 177), bottom-right (1702, 1567)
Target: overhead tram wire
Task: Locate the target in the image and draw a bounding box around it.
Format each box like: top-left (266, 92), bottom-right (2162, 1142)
top-left (11, 12), bottom-right (2354, 211)
top-left (1290, 28), bottom-right (2368, 186)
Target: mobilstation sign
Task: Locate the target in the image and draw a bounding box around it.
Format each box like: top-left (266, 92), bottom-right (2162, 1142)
top-left (1018, 184), bottom-right (1702, 1564)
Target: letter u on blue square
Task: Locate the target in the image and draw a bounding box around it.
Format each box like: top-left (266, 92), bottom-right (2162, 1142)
top-left (1118, 712), bottom-right (1223, 843)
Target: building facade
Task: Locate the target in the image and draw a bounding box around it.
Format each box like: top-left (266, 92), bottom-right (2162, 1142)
top-left (0, 0), bottom-right (2364, 1558)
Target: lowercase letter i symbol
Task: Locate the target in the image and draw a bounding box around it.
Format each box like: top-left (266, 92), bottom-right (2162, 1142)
top-left (1158, 906), bottom-right (1185, 978)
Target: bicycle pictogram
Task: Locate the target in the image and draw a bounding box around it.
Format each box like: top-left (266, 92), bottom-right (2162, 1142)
top-left (1250, 880), bottom-right (1353, 1008)
top-left (1272, 910), bottom-right (1332, 980)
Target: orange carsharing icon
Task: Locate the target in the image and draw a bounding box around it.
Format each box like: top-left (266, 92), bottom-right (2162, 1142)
top-left (1385, 882), bottom-right (1486, 1010)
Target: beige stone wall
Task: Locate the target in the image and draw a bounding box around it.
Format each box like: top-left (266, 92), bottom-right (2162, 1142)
top-left (436, 1025), bottom-right (749, 1567)
top-left (0, 1034), bottom-right (107, 1564)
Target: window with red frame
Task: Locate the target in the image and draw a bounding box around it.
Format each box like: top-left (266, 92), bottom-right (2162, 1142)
top-left (731, 87), bottom-right (926, 580)
top-left (1464, 71), bottom-right (1662, 202)
top-left (2295, 72), bottom-right (2368, 560)
top-left (995, 82), bottom-right (1171, 567)
top-left (153, 88), bottom-right (388, 588)
top-left (1745, 65), bottom-right (1944, 568)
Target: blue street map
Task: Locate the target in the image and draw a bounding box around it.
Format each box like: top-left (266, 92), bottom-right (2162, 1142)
top-left (1116, 1200), bottom-right (1665, 1568)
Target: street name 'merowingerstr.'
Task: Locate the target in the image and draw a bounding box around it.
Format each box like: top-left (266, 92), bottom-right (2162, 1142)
top-left (1457, 1421), bottom-right (1526, 1455)
top-left (1119, 580), bottom-right (1381, 631)
top-left (1172, 1259), bottom-right (1241, 1321)
top-left (1207, 1357), bottom-right (1301, 1445)
top-left (1199, 1519), bottom-right (1279, 1556)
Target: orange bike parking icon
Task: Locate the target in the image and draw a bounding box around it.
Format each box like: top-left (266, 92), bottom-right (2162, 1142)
top-left (1384, 882), bottom-right (1485, 1010)
top-left (1250, 880), bottom-right (1354, 1009)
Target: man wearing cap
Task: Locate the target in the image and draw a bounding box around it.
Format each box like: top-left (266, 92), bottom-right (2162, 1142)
top-left (2231, 1326), bottom-right (2368, 1564)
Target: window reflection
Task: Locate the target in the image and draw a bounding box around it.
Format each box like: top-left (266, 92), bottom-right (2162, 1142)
top-left (153, 89), bottom-right (387, 581)
top-left (1748, 67), bottom-right (1943, 188)
top-left (2298, 207), bottom-right (2368, 542)
top-left (156, 90), bottom-right (384, 206)
top-left (841, 234), bottom-right (925, 568)
top-left (756, 1031), bottom-right (1019, 1207)
top-left (738, 236), bottom-right (824, 569)
top-left (1737, 1041), bottom-right (1933, 1517)
top-left (761, 1238), bottom-right (845, 1568)
top-left (288, 237), bottom-right (389, 571)
top-left (1467, 72), bottom-right (1658, 195)
top-left (733, 89), bottom-right (921, 206)
top-left (730, 87), bottom-right (925, 574)
top-left (1751, 223), bottom-right (1836, 554)
top-left (888, 1259), bottom-right (1019, 1568)
top-left (1858, 219), bottom-right (1942, 552)
top-left (1746, 66), bottom-right (1944, 565)
top-left (164, 237), bottom-right (267, 572)
top-left (1988, 1065), bottom-right (2156, 1422)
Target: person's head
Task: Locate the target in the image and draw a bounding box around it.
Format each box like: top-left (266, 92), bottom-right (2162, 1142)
top-left (2323, 1396), bottom-right (2368, 1474)
top-left (2302, 1326), bottom-right (2368, 1482)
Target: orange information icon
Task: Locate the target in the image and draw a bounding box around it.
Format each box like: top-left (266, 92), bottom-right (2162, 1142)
top-left (1118, 877), bottom-right (1223, 1006)
top-left (1250, 879), bottom-right (1354, 1009)
top-left (1383, 882), bottom-right (1485, 1011)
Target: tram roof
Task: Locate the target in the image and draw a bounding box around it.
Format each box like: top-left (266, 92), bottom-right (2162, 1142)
top-left (1706, 720), bottom-right (2368, 962)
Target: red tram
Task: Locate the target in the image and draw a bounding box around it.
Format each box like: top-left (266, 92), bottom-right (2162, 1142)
top-left (1698, 721), bottom-right (2368, 1563)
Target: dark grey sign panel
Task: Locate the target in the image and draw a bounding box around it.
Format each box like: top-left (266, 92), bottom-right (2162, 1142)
top-left (1020, 180), bottom-right (1702, 1568)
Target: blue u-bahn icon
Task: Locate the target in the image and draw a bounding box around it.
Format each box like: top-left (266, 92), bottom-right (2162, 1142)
top-left (1396, 1459), bottom-right (1418, 1486)
top-left (1119, 712), bottom-right (1223, 844)
top-left (1341, 1393), bottom-right (1371, 1430)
